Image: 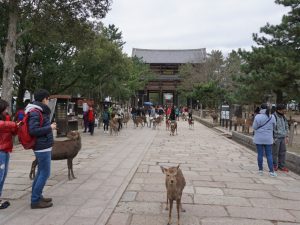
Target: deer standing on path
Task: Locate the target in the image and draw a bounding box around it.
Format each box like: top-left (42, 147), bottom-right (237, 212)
top-left (161, 165), bottom-right (186, 225)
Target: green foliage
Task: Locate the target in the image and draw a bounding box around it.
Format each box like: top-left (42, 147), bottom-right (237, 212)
top-left (237, 0), bottom-right (300, 103)
top-left (192, 81), bottom-right (224, 109)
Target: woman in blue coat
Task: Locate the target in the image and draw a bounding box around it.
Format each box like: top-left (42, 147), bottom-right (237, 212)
top-left (252, 103), bottom-right (277, 177)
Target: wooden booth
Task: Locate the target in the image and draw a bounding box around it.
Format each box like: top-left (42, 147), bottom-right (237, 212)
top-left (50, 95), bottom-right (78, 137)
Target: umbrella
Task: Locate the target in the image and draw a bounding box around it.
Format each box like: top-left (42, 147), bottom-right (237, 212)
top-left (143, 101), bottom-right (153, 106)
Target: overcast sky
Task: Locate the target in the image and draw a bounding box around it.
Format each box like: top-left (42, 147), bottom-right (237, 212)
top-left (102, 0), bottom-right (289, 56)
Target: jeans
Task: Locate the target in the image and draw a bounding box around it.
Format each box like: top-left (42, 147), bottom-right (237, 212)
top-left (31, 151), bottom-right (51, 204)
top-left (272, 137), bottom-right (287, 168)
top-left (256, 144), bottom-right (274, 172)
top-left (0, 151), bottom-right (10, 197)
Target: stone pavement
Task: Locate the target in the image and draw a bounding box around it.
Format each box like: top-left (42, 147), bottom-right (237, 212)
top-left (1, 120), bottom-right (300, 225)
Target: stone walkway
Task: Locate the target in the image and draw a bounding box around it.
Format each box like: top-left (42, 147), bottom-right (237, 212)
top-left (1, 120), bottom-right (300, 225)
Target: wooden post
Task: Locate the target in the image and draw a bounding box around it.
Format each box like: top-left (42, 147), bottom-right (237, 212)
top-left (288, 125), bottom-right (294, 147)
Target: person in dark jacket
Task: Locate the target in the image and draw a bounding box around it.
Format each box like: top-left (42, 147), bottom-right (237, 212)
top-left (26, 89), bottom-right (56, 209)
top-left (0, 99), bottom-right (18, 209)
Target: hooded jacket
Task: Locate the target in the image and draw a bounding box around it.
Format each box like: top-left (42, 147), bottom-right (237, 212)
top-left (26, 102), bottom-right (53, 150)
top-left (252, 109), bottom-right (276, 145)
top-left (273, 111), bottom-right (289, 138)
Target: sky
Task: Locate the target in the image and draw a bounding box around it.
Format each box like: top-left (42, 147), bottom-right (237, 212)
top-left (102, 0), bottom-right (290, 56)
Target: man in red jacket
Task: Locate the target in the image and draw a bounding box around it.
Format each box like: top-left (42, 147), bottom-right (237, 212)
top-left (0, 99), bottom-right (18, 209)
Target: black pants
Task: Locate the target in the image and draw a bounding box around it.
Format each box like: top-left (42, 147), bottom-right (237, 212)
top-left (88, 121), bottom-right (94, 135)
top-left (103, 120), bottom-right (109, 131)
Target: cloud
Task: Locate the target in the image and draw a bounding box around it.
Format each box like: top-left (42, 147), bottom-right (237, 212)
top-left (102, 0), bottom-right (289, 55)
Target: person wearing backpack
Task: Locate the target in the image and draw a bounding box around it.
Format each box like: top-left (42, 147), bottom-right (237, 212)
top-left (26, 89), bottom-right (56, 209)
top-left (272, 104), bottom-right (289, 172)
top-left (0, 99), bottom-right (19, 209)
top-left (252, 103), bottom-right (277, 177)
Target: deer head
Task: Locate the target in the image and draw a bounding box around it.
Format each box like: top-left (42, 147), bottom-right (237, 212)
top-left (66, 131), bottom-right (80, 140)
top-left (161, 165), bottom-right (180, 186)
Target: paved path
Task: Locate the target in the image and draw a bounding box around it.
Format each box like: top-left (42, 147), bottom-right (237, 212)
top-left (1, 120), bottom-right (300, 225)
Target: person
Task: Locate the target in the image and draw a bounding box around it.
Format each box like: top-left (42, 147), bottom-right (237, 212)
top-left (169, 106), bottom-right (176, 121)
top-left (252, 103), bottom-right (277, 177)
top-left (15, 106), bottom-right (25, 123)
top-left (272, 104), bottom-right (289, 172)
top-left (87, 106), bottom-right (95, 135)
top-left (175, 106), bottom-right (180, 121)
top-left (0, 99), bottom-right (18, 209)
top-left (188, 107), bottom-right (193, 120)
top-left (102, 108), bottom-right (110, 134)
top-left (26, 89), bottom-right (56, 209)
top-left (83, 111), bottom-right (89, 133)
top-left (117, 107), bottom-right (123, 131)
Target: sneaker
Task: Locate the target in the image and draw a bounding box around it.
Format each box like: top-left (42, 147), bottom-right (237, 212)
top-left (31, 201), bottom-right (53, 209)
top-left (269, 172), bottom-right (278, 177)
top-left (258, 170), bottom-right (263, 176)
top-left (0, 200), bottom-right (10, 209)
top-left (41, 197), bottom-right (52, 202)
top-left (279, 167), bottom-right (289, 172)
top-left (273, 165), bottom-right (278, 171)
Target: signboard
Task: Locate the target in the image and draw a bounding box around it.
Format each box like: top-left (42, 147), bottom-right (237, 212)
top-left (48, 98), bottom-right (57, 122)
top-left (221, 105), bottom-right (230, 119)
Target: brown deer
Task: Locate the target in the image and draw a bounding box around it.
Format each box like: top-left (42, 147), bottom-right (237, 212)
top-left (30, 131), bottom-right (81, 180)
top-left (133, 116), bottom-right (144, 128)
top-left (188, 118), bottom-right (194, 129)
top-left (170, 121), bottom-right (177, 136)
top-left (161, 165), bottom-right (186, 225)
top-left (122, 112), bottom-right (130, 128)
top-left (109, 118), bottom-right (119, 135)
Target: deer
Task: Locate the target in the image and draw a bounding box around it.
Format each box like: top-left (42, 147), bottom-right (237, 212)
top-left (170, 121), bottom-right (177, 136)
top-left (109, 118), bottom-right (119, 135)
top-left (188, 118), bottom-right (194, 129)
top-left (29, 131), bottom-right (81, 180)
top-left (160, 165), bottom-right (186, 225)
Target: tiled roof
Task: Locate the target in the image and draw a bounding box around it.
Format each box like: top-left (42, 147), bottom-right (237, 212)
top-left (132, 48), bottom-right (206, 64)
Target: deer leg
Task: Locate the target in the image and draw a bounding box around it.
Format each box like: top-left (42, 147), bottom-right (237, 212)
top-left (168, 199), bottom-right (173, 225)
top-left (165, 195), bottom-right (169, 210)
top-left (29, 159), bottom-right (38, 180)
top-left (67, 158), bottom-right (72, 180)
top-left (70, 158), bottom-right (76, 179)
top-left (176, 199), bottom-right (180, 225)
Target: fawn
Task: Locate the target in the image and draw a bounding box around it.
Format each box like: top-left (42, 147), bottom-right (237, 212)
top-left (161, 165), bottom-right (186, 225)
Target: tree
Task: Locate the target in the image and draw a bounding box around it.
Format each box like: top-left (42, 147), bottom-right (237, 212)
top-left (237, 0), bottom-right (300, 103)
top-left (0, 0), bottom-right (111, 110)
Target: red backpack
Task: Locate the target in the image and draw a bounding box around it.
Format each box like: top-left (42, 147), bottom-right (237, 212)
top-left (18, 109), bottom-right (43, 150)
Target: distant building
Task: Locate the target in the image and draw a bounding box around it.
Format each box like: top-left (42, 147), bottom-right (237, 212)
top-left (132, 48), bottom-right (206, 106)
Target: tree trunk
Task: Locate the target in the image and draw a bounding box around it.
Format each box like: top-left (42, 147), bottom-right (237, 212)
top-left (275, 90), bottom-right (283, 103)
top-left (16, 43), bottom-right (31, 109)
top-left (1, 1), bottom-right (18, 113)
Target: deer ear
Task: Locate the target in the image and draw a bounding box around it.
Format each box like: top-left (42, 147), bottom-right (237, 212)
top-left (160, 166), bottom-right (166, 174)
top-left (177, 164), bottom-right (180, 170)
